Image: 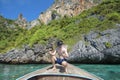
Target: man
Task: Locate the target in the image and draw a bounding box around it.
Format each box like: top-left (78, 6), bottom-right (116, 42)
top-left (48, 40), bottom-right (69, 73)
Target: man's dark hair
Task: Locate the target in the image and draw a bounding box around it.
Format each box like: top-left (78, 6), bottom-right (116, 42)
top-left (57, 40), bottom-right (63, 46)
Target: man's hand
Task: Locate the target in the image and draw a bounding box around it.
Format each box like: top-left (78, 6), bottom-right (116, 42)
top-left (49, 50), bottom-right (56, 56)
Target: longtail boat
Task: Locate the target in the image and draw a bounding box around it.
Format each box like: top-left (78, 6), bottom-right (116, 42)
top-left (16, 64), bottom-right (103, 80)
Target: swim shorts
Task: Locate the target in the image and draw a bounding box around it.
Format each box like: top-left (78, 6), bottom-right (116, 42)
top-left (55, 58), bottom-right (67, 65)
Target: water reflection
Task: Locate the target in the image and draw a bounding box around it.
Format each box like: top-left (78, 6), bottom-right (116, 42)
top-left (3, 66), bottom-right (9, 75)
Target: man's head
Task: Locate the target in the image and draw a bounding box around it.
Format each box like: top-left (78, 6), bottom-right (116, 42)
top-left (57, 40), bottom-right (64, 47)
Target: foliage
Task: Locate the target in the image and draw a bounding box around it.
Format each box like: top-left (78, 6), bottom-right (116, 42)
top-left (104, 42), bottom-right (112, 48)
top-left (0, 0), bottom-right (120, 53)
top-left (106, 12), bottom-right (120, 23)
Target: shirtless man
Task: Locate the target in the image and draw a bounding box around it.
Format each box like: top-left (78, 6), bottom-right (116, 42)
top-left (48, 40), bottom-right (69, 73)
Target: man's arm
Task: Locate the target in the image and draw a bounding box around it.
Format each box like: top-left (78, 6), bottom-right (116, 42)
top-left (63, 48), bottom-right (69, 58)
top-left (49, 50), bottom-right (56, 56)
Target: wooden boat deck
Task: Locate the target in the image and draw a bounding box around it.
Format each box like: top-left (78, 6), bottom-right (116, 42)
top-left (16, 64), bottom-right (103, 80)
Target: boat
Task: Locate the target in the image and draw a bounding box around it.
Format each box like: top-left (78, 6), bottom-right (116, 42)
top-left (16, 64), bottom-right (103, 80)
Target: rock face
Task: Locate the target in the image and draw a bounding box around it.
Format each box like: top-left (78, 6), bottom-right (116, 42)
top-left (39, 0), bottom-right (101, 24)
top-left (15, 0), bottom-right (101, 28)
top-left (0, 27), bottom-right (120, 64)
top-left (0, 38), bottom-right (57, 64)
top-left (15, 14), bottom-right (28, 28)
top-left (29, 19), bottom-right (41, 28)
top-left (68, 27), bottom-right (120, 64)
top-left (0, 44), bottom-right (51, 64)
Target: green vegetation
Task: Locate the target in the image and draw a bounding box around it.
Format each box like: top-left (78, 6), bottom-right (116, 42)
top-left (104, 42), bottom-right (112, 48)
top-left (0, 0), bottom-right (120, 53)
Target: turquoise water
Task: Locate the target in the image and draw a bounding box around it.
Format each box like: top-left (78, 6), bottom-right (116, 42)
top-left (75, 64), bottom-right (120, 80)
top-left (0, 64), bottom-right (120, 80)
top-left (0, 64), bottom-right (49, 80)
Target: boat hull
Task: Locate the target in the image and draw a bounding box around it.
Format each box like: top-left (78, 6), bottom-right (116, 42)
top-left (16, 64), bottom-right (103, 80)
top-left (28, 75), bottom-right (91, 80)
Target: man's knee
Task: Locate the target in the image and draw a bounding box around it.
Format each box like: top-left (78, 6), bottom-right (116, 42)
top-left (62, 61), bottom-right (67, 67)
top-left (52, 56), bottom-right (56, 61)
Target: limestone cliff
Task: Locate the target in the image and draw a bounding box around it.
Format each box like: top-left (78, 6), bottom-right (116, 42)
top-left (0, 27), bottom-right (120, 64)
top-left (68, 26), bottom-right (120, 64)
top-left (15, 13), bottom-right (28, 28)
top-left (22, 0), bottom-right (101, 28)
top-left (38, 0), bottom-right (101, 24)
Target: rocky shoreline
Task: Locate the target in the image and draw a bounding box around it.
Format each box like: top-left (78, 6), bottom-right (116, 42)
top-left (0, 27), bottom-right (120, 64)
top-left (0, 44), bottom-right (50, 64)
top-left (68, 27), bottom-right (120, 64)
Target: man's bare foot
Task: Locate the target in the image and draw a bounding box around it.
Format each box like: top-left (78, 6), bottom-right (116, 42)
top-left (52, 66), bottom-right (56, 71)
top-left (52, 67), bottom-right (56, 70)
top-left (64, 68), bottom-right (68, 73)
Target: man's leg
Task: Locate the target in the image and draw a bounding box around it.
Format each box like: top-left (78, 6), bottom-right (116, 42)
top-left (62, 61), bottom-right (68, 73)
top-left (51, 56), bottom-right (57, 70)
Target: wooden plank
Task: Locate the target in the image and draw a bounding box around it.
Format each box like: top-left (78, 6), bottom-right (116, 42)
top-left (16, 64), bottom-right (103, 80)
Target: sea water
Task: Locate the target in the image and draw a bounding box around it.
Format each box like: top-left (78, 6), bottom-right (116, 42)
top-left (74, 64), bottom-right (120, 80)
top-left (0, 64), bottom-right (120, 80)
